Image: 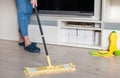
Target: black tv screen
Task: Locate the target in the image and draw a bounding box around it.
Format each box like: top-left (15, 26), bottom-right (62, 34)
top-left (37, 0), bottom-right (94, 16)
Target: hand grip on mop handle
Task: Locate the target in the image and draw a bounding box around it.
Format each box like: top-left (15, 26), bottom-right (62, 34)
top-left (34, 7), bottom-right (52, 67)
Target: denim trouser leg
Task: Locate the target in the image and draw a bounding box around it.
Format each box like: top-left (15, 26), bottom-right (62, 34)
top-left (16, 0), bottom-right (33, 37)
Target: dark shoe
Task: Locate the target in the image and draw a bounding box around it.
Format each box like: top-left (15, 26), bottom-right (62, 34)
top-left (18, 42), bottom-right (25, 46)
top-left (24, 43), bottom-right (40, 53)
top-left (18, 42), bottom-right (37, 46)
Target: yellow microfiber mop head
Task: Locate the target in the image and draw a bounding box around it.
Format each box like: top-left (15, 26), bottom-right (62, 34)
top-left (24, 63), bottom-right (76, 77)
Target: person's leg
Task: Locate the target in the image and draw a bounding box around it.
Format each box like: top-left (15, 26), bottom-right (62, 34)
top-left (18, 34), bottom-right (24, 43)
top-left (16, 0), bottom-right (33, 45)
top-left (16, 0), bottom-right (40, 52)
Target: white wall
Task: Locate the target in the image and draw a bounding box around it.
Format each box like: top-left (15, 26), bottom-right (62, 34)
top-left (111, 0), bottom-right (120, 19)
top-left (103, 0), bottom-right (120, 20)
top-left (0, 0), bottom-right (19, 41)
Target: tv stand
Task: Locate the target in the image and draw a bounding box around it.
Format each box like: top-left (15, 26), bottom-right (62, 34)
top-left (25, 0), bottom-right (120, 49)
top-left (28, 0), bottom-right (102, 49)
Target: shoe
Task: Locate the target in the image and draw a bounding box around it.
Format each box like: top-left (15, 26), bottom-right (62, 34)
top-left (24, 43), bottom-right (40, 53)
top-left (18, 42), bottom-right (25, 46)
top-left (18, 42), bottom-right (37, 46)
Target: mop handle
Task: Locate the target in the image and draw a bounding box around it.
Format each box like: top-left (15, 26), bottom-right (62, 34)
top-left (34, 7), bottom-right (48, 55)
top-left (34, 7), bottom-right (52, 67)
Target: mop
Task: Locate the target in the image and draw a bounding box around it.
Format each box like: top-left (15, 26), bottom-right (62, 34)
top-left (24, 7), bottom-right (76, 77)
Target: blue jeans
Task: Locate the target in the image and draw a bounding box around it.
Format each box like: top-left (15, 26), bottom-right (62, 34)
top-left (16, 0), bottom-right (33, 36)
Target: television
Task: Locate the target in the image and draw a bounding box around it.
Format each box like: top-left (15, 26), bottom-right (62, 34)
top-left (36, 0), bottom-right (94, 16)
